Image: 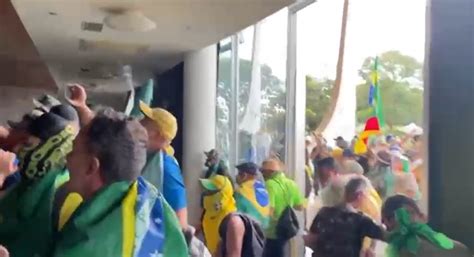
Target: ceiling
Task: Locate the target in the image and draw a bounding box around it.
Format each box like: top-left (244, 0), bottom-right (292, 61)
top-left (5, 0), bottom-right (294, 89)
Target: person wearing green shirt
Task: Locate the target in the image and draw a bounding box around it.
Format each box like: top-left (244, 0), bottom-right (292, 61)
top-left (260, 158), bottom-right (305, 257)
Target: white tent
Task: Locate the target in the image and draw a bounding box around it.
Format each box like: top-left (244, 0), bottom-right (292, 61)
top-left (398, 123), bottom-right (423, 135)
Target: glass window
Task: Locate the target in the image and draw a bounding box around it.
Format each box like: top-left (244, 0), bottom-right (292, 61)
top-left (216, 37), bottom-right (233, 162)
top-left (237, 8), bottom-right (288, 165)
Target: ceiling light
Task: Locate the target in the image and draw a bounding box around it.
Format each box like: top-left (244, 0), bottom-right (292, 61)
top-left (103, 10), bottom-right (156, 32)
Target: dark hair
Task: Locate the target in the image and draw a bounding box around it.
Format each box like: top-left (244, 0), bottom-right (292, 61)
top-left (382, 195), bottom-right (422, 221)
top-left (86, 108), bottom-right (148, 183)
top-left (317, 157), bottom-right (336, 170)
top-left (345, 177), bottom-right (367, 201)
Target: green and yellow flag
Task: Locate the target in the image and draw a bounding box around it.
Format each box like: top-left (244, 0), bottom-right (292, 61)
top-left (368, 56), bottom-right (385, 128)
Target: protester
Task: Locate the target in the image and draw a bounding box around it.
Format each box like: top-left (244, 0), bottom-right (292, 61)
top-left (305, 137), bottom-right (315, 197)
top-left (234, 162), bottom-right (270, 228)
top-left (382, 195), bottom-right (471, 257)
top-left (316, 157), bottom-right (383, 255)
top-left (2, 109), bottom-right (43, 152)
top-left (334, 136), bottom-right (349, 149)
top-left (341, 149), bottom-right (364, 175)
top-left (204, 149), bottom-right (234, 187)
top-left (260, 158), bottom-right (305, 257)
top-left (0, 149), bottom-right (17, 188)
top-left (0, 245), bottom-right (8, 257)
top-left (0, 111), bottom-right (76, 191)
top-left (200, 175), bottom-right (265, 257)
top-left (366, 150), bottom-right (394, 199)
top-left (0, 108), bottom-right (188, 257)
top-left (304, 177), bottom-right (387, 257)
top-left (200, 175), bottom-right (236, 254)
top-left (66, 84), bottom-right (188, 228)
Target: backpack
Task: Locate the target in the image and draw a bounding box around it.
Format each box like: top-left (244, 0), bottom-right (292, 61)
top-left (219, 213), bottom-right (265, 257)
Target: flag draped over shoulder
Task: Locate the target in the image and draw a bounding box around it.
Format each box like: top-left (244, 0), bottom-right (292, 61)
top-left (354, 116), bottom-right (381, 154)
top-left (235, 180), bottom-right (270, 229)
top-left (0, 169), bottom-right (187, 257)
top-left (368, 57), bottom-right (385, 128)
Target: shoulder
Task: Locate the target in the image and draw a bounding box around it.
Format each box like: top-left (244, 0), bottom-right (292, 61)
top-left (163, 154), bottom-right (182, 176)
top-left (220, 214), bottom-right (245, 235)
top-left (451, 241), bottom-right (472, 257)
top-left (163, 153), bottom-right (179, 167)
top-left (409, 239), bottom-right (472, 257)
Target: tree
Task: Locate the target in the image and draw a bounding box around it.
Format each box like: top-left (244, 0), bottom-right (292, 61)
top-left (305, 76), bottom-right (333, 131)
top-left (359, 51), bottom-right (423, 83)
top-left (356, 51), bottom-right (424, 127)
top-left (216, 56), bottom-right (286, 159)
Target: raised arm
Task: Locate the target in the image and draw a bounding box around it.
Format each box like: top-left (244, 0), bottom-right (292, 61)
top-left (65, 84), bottom-right (94, 127)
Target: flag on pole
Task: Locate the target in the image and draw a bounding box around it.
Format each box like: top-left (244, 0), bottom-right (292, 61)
top-left (354, 116), bottom-right (382, 154)
top-left (368, 57), bottom-right (385, 128)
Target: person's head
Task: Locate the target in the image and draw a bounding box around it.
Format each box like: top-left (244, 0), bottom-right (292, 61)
top-left (200, 175), bottom-right (236, 218)
top-left (342, 148), bottom-right (356, 161)
top-left (66, 108), bottom-right (148, 200)
top-left (376, 150), bottom-right (392, 167)
top-left (334, 136), bottom-right (348, 149)
top-left (27, 112), bottom-right (69, 142)
top-left (382, 195), bottom-right (425, 231)
top-left (235, 162), bottom-right (258, 184)
top-left (316, 157), bottom-right (337, 186)
top-left (50, 104), bottom-right (80, 135)
top-left (260, 158), bottom-right (283, 179)
top-left (139, 101), bottom-right (177, 151)
top-left (344, 177), bottom-right (370, 208)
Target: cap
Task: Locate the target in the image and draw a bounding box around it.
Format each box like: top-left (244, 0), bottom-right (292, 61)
top-left (28, 112), bottom-right (68, 140)
top-left (200, 175), bottom-right (229, 191)
top-left (139, 101), bottom-right (177, 141)
top-left (316, 157), bottom-right (336, 170)
top-left (236, 162), bottom-right (258, 175)
top-left (334, 136), bottom-right (345, 141)
top-left (50, 104), bottom-right (79, 122)
top-left (7, 108), bottom-right (45, 130)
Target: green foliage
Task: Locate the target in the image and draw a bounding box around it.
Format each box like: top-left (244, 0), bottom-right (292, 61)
top-left (305, 76), bottom-right (333, 131)
top-left (356, 51), bottom-right (424, 127)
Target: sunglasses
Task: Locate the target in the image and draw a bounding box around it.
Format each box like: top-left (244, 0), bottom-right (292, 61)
top-left (259, 169), bottom-right (276, 173)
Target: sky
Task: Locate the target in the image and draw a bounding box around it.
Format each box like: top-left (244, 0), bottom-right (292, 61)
top-left (238, 0), bottom-right (426, 86)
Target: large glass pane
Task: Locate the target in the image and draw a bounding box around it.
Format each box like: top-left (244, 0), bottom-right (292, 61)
top-left (216, 37), bottom-right (233, 162)
top-left (237, 8), bottom-right (288, 165)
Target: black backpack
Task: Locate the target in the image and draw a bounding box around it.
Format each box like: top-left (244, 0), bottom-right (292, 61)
top-left (219, 213), bottom-right (265, 257)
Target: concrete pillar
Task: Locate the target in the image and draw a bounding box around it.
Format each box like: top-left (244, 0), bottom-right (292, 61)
top-left (427, 0), bottom-right (474, 248)
top-left (183, 44), bottom-right (217, 226)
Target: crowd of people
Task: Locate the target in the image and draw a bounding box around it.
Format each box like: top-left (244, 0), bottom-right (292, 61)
top-left (0, 84), bottom-right (471, 257)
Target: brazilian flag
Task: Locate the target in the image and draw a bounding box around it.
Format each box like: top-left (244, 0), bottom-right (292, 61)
top-left (234, 180), bottom-right (270, 228)
top-left (0, 169), bottom-right (187, 257)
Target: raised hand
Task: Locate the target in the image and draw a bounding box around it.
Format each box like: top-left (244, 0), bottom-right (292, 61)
top-left (65, 84), bottom-right (88, 108)
top-left (0, 149), bottom-right (17, 175)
